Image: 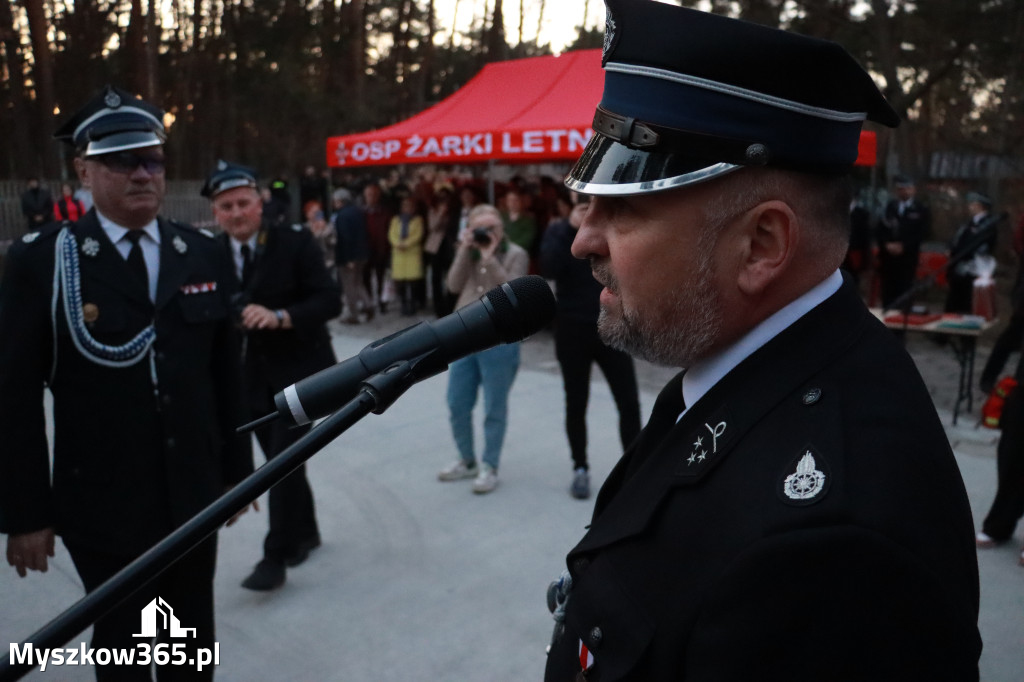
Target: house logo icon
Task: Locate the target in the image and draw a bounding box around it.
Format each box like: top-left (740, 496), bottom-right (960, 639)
top-left (132, 597), bottom-right (197, 639)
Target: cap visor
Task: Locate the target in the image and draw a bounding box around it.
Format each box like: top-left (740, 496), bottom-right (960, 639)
top-left (565, 134), bottom-right (740, 196)
top-left (84, 132), bottom-right (164, 157)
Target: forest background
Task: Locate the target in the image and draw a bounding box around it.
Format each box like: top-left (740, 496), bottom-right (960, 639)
top-left (2, 0), bottom-right (1022, 228)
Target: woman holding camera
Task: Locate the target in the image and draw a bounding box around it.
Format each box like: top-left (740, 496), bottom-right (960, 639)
top-left (437, 204), bottom-right (530, 494)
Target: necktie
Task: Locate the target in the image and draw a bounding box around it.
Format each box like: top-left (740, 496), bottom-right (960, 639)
top-left (124, 230), bottom-right (149, 290)
top-left (240, 244), bottom-right (253, 287)
top-left (623, 371), bottom-right (686, 479)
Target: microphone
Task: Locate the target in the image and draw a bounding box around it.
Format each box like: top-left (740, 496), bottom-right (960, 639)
top-left (268, 275), bottom-right (555, 427)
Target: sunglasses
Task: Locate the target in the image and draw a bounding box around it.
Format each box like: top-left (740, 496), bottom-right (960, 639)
top-left (93, 152), bottom-right (166, 175)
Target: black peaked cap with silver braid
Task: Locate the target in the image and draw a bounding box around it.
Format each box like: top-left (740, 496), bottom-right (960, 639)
top-left (567, 0), bottom-right (899, 196)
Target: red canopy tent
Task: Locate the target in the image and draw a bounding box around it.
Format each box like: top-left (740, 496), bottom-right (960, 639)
top-left (325, 48), bottom-right (878, 169)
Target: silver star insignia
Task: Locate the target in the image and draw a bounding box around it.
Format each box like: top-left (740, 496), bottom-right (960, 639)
top-left (693, 435), bottom-right (703, 449)
top-left (81, 237), bottom-right (100, 257)
top-left (687, 453), bottom-right (697, 466)
top-left (697, 450), bottom-right (707, 462)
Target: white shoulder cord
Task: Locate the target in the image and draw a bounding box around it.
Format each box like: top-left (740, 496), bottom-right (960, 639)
top-left (48, 226), bottom-right (158, 388)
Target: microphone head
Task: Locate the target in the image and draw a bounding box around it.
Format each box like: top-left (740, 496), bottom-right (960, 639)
top-left (484, 275), bottom-right (556, 343)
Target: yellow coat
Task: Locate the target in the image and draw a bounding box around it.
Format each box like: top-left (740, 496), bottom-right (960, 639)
top-left (388, 214), bottom-right (424, 281)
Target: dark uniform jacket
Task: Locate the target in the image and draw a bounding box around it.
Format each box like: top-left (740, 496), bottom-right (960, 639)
top-left (225, 222), bottom-right (340, 397)
top-left (546, 277), bottom-right (981, 681)
top-left (0, 210), bottom-right (252, 557)
top-left (333, 204), bottom-right (370, 266)
top-left (876, 198), bottom-right (929, 306)
top-left (539, 219), bottom-right (601, 326)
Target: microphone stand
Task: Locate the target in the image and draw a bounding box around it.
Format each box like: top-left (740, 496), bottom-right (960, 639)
top-left (0, 353), bottom-right (443, 682)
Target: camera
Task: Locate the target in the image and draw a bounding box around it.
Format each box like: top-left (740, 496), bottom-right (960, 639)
top-left (472, 227), bottom-right (493, 246)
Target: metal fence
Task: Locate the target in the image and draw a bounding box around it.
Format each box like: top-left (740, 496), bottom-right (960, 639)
top-left (0, 179), bottom-right (216, 247)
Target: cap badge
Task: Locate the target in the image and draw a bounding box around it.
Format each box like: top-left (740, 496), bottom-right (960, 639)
top-left (104, 91), bottom-right (122, 108)
top-left (686, 420), bottom-right (727, 467)
top-left (783, 452), bottom-right (826, 501)
top-left (172, 235), bottom-right (188, 254)
top-left (82, 303), bottom-right (99, 323)
top-left (81, 237), bottom-right (100, 257)
top-left (22, 231), bottom-right (40, 244)
top-left (601, 4), bottom-right (618, 66)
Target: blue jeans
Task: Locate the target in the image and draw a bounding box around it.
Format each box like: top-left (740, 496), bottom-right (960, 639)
top-left (446, 343), bottom-right (520, 471)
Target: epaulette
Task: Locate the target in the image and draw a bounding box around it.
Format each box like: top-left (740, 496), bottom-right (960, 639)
top-left (18, 221), bottom-right (64, 246)
top-left (198, 228), bottom-right (216, 239)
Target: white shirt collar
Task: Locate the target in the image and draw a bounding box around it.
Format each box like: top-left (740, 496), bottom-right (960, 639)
top-left (680, 269), bottom-right (843, 417)
top-left (96, 210), bottom-right (160, 246)
top-left (230, 234), bottom-right (258, 257)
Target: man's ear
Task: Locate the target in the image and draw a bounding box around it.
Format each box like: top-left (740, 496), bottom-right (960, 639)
top-left (736, 200), bottom-right (796, 296)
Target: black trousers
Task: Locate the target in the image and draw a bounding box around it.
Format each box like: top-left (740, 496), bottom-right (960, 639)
top-left (980, 312), bottom-right (1024, 389)
top-left (65, 536), bottom-right (218, 682)
top-left (982, 384), bottom-right (1024, 542)
top-left (945, 273), bottom-right (975, 314)
top-left (252, 386), bottom-right (320, 562)
top-left (554, 319), bottom-right (642, 470)
top-left (878, 257), bottom-right (916, 309)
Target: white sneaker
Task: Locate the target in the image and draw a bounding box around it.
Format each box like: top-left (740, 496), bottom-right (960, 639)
top-left (975, 531), bottom-right (999, 548)
top-left (471, 464), bottom-right (499, 494)
top-left (438, 459), bottom-right (478, 481)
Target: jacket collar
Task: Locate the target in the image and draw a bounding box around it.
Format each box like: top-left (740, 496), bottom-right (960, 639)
top-left (571, 275), bottom-right (869, 557)
top-left (72, 211), bottom-right (150, 307)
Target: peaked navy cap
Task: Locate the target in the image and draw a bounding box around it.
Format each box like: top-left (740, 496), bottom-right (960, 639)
top-left (54, 85), bottom-right (166, 157)
top-left (567, 0), bottom-right (900, 196)
top-left (965, 191), bottom-right (992, 208)
top-left (201, 161), bottom-right (259, 199)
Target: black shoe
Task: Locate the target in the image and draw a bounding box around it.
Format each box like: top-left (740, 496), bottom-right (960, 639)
top-left (241, 559), bottom-right (286, 591)
top-left (284, 537), bottom-right (322, 567)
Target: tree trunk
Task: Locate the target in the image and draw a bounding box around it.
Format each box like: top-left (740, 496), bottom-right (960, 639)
top-left (23, 0), bottom-right (59, 176)
top-left (518, 0), bottom-right (524, 46)
top-left (144, 0), bottom-right (160, 101)
top-left (486, 0), bottom-right (506, 61)
top-left (0, 0), bottom-right (35, 176)
top-left (536, 0), bottom-right (545, 45)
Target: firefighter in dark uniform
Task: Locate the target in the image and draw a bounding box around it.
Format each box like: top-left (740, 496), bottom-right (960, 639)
top-left (877, 175), bottom-right (930, 308)
top-left (201, 162), bottom-right (341, 591)
top-left (0, 86), bottom-right (252, 681)
top-left (544, 2), bottom-right (981, 680)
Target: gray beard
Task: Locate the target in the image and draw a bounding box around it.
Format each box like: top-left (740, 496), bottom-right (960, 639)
top-left (596, 262), bottom-right (722, 369)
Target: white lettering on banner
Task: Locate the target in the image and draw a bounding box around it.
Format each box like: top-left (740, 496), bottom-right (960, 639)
top-left (569, 129), bottom-right (592, 151)
top-left (420, 136), bottom-right (444, 157)
top-left (406, 135), bottom-right (424, 158)
top-left (501, 132), bottom-right (520, 154)
top-left (522, 131), bottom-right (544, 153)
top-left (442, 136), bottom-right (462, 155)
top-left (344, 139), bottom-right (402, 164)
top-left (334, 127), bottom-right (592, 165)
top-left (546, 129), bottom-right (567, 152)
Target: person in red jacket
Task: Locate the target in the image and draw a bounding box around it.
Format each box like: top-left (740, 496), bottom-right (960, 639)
top-left (53, 182), bottom-right (87, 221)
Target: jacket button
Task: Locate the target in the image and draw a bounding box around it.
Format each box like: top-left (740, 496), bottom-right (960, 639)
top-left (802, 388), bottom-right (822, 405)
top-left (589, 626), bottom-right (603, 649)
